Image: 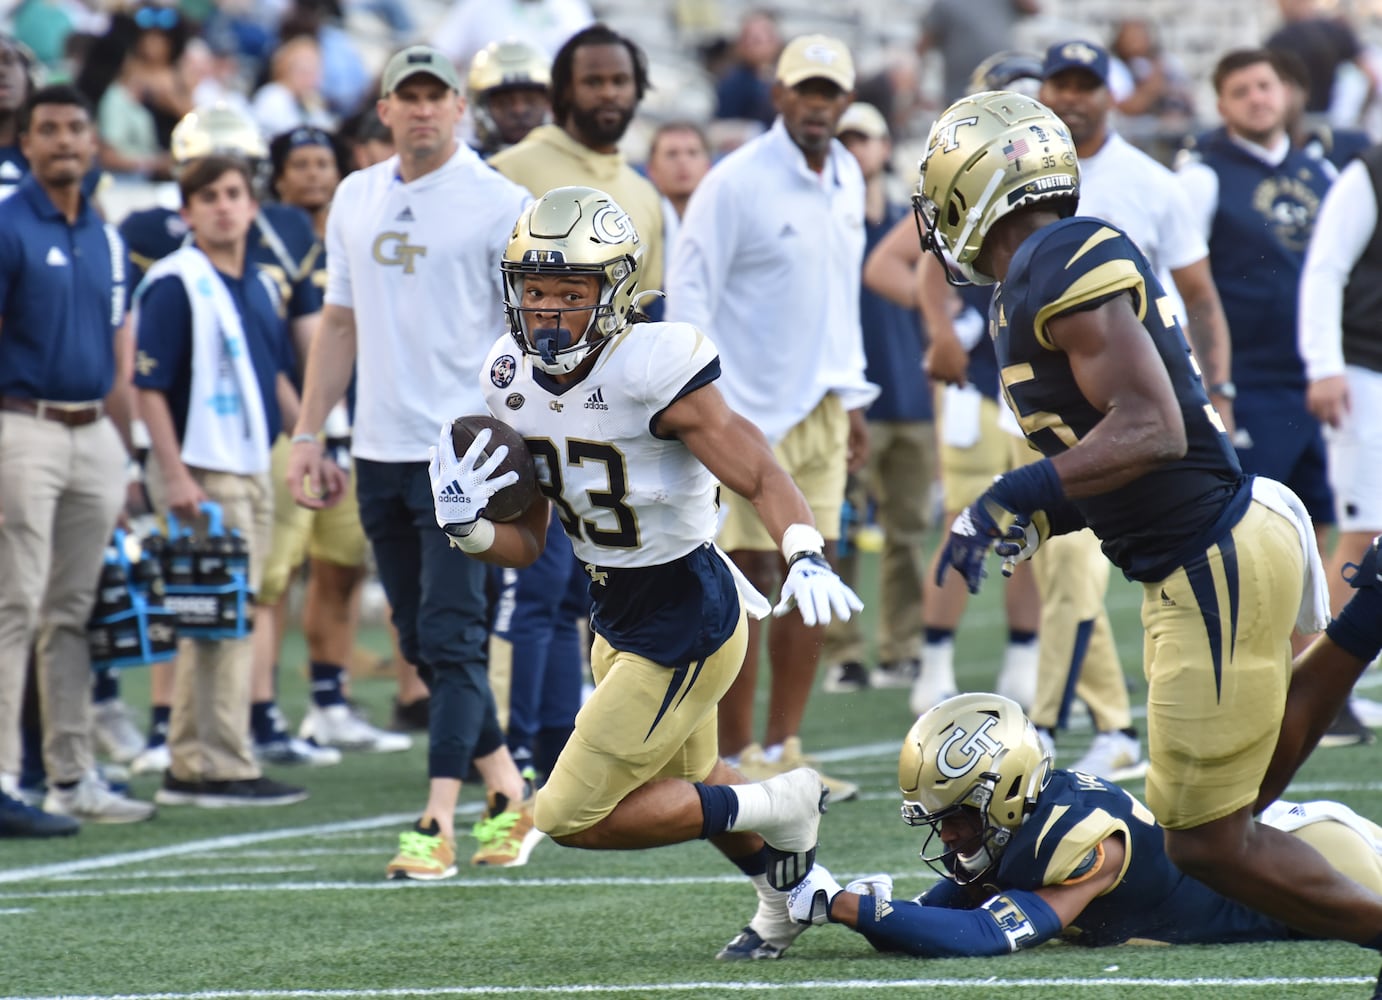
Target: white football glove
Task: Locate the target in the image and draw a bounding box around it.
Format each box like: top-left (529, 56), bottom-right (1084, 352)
top-left (844, 872), bottom-right (894, 902)
top-left (772, 552), bottom-right (864, 627)
top-left (787, 864), bottom-right (844, 925)
top-left (427, 423), bottom-right (519, 535)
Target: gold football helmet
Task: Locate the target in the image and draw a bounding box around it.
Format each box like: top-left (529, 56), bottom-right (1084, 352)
top-left (913, 91), bottom-right (1079, 285)
top-left (468, 40), bottom-right (550, 150)
top-left (501, 186), bottom-right (644, 376)
top-left (170, 104), bottom-right (267, 165)
top-left (899, 692), bottom-right (1052, 884)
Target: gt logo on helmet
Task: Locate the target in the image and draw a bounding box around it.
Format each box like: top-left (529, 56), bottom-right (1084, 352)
top-left (592, 204), bottom-right (638, 245)
top-left (929, 115), bottom-right (980, 157)
top-left (936, 716), bottom-right (1004, 778)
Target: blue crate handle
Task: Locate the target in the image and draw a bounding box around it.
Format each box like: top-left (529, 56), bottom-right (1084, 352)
top-left (165, 499), bottom-right (225, 539)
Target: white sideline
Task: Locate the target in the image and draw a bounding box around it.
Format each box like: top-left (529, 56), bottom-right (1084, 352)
top-left (5, 976), bottom-right (1375, 999)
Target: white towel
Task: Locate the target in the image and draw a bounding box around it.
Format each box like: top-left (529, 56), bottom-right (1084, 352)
top-left (941, 384), bottom-right (982, 448)
top-left (138, 247), bottom-right (270, 475)
top-left (713, 543), bottom-right (772, 621)
top-left (1260, 799), bottom-right (1382, 853)
top-left (1250, 476), bottom-right (1329, 634)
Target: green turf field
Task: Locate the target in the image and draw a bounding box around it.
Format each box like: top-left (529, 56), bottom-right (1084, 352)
top-left (5, 558), bottom-right (1381, 1000)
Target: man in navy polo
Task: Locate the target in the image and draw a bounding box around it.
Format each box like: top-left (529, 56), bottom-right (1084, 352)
top-left (0, 84), bottom-right (154, 827)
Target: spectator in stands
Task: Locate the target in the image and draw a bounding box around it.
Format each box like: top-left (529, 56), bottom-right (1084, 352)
top-left (433, 0), bottom-right (594, 76)
top-left (1109, 18), bottom-right (1195, 124)
top-left (820, 102), bottom-right (934, 697)
top-left (667, 34), bottom-right (875, 803)
top-left (343, 106), bottom-right (393, 171)
top-left (713, 10), bottom-right (780, 128)
top-left (1265, 0), bottom-right (1377, 118)
top-left (917, 0), bottom-right (1040, 106)
top-left (489, 24), bottom-right (665, 296)
top-left (0, 35), bottom-right (38, 201)
top-left (277, 1), bottom-right (373, 120)
top-left (251, 35), bottom-right (336, 139)
top-left (90, 11), bottom-right (192, 179)
top-left (135, 153), bottom-right (309, 808)
top-left (0, 85), bottom-right (152, 824)
top-left (645, 120), bottom-right (710, 252)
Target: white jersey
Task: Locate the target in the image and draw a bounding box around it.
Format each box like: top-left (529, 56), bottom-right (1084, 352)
top-left (479, 320), bottom-right (720, 570)
top-left (325, 143), bottom-right (532, 462)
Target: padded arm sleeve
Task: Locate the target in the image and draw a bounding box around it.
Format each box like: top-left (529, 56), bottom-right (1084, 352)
top-left (856, 888), bottom-right (1064, 957)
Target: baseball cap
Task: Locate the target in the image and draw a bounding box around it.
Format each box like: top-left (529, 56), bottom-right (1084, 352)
top-left (1042, 39), bottom-right (1111, 85)
top-left (836, 102), bottom-right (888, 139)
top-left (776, 34), bottom-right (855, 91)
top-left (380, 45), bottom-right (461, 98)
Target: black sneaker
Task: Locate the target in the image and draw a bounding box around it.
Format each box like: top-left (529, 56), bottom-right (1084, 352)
top-left (196, 777), bottom-right (309, 807)
top-left (822, 661), bottom-right (869, 693)
top-left (154, 772), bottom-right (208, 806)
top-left (392, 696), bottom-right (430, 732)
top-left (0, 790), bottom-right (79, 837)
top-left (1319, 701), bottom-right (1375, 749)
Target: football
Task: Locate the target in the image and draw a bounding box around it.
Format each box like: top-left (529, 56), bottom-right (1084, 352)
top-left (449, 414), bottom-right (541, 523)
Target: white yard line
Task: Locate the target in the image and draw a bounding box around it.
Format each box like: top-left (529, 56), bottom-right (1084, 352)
top-left (4, 976), bottom-right (1373, 999)
top-left (51, 865), bottom-right (318, 882)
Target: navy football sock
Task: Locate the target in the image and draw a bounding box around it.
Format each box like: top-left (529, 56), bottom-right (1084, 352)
top-left (695, 782), bottom-right (740, 839)
top-left (309, 661), bottom-right (348, 708)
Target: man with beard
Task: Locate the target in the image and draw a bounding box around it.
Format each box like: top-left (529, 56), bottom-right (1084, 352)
top-left (466, 39), bottom-right (551, 158)
top-left (666, 35), bottom-right (876, 818)
top-left (488, 24), bottom-right (664, 295)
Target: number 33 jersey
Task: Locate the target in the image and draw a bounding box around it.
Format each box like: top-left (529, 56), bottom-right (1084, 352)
top-left (479, 320), bottom-right (723, 570)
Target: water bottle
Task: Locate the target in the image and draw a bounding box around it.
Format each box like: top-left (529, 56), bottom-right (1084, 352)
top-left (225, 529), bottom-right (249, 582)
top-left (165, 530), bottom-right (195, 588)
top-left (92, 545), bottom-right (134, 619)
top-left (131, 538), bottom-right (167, 602)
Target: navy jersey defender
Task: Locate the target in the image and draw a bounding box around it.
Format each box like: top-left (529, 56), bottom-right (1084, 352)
top-left (993, 216), bottom-right (1247, 582)
top-left (785, 694), bottom-right (1382, 956)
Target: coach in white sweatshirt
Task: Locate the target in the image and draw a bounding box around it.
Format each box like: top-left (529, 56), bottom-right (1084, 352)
top-left (665, 34), bottom-right (876, 795)
top-left (286, 46), bottom-right (535, 879)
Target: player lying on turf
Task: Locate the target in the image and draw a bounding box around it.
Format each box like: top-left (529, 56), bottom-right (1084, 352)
top-left (427, 185), bottom-right (863, 959)
top-left (788, 686), bottom-right (1382, 957)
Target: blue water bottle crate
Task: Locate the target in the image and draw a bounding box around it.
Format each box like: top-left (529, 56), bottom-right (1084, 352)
top-left (161, 501), bottom-right (251, 640)
top-left (88, 528), bottom-right (179, 670)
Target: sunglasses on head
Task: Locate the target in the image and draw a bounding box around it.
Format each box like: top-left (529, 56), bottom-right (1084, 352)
top-left (134, 6), bottom-right (179, 30)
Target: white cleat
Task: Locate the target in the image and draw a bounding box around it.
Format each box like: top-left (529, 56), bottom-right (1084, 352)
top-left (1071, 730), bottom-right (1146, 783)
top-left (299, 704), bottom-right (413, 753)
top-left (93, 700), bottom-right (145, 764)
top-left (130, 743), bottom-right (171, 776)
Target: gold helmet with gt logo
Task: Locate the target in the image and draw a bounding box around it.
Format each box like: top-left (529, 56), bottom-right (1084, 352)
top-left (914, 91), bottom-right (1079, 285)
top-left (468, 39), bottom-right (550, 150)
top-left (899, 692), bottom-right (1052, 884)
top-left (501, 185), bottom-right (644, 376)
top-left (171, 103), bottom-right (267, 165)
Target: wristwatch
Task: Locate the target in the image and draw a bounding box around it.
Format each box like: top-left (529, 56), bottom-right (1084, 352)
top-left (1208, 381), bottom-right (1237, 401)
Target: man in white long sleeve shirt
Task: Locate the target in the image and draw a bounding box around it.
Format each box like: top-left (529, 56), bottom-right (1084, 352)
top-left (666, 35), bottom-right (876, 801)
top-left (1298, 147), bottom-right (1382, 615)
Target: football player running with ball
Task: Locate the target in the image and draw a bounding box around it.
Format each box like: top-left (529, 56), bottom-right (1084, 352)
top-left (915, 90), bottom-right (1382, 976)
top-left (429, 185), bottom-right (863, 960)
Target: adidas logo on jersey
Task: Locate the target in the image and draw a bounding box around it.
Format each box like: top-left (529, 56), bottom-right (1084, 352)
top-left (395, 206), bottom-right (415, 222)
top-left (45, 246), bottom-right (68, 266)
top-left (1160, 588), bottom-right (1176, 607)
top-left (584, 387), bottom-right (609, 411)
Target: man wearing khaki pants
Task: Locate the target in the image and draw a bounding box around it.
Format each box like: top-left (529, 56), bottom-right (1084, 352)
top-left (135, 154), bottom-right (305, 808)
top-left (0, 85), bottom-right (152, 825)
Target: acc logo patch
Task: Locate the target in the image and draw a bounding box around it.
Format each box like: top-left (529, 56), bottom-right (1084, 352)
top-left (490, 355), bottom-right (517, 388)
top-left (505, 392), bottom-right (524, 410)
